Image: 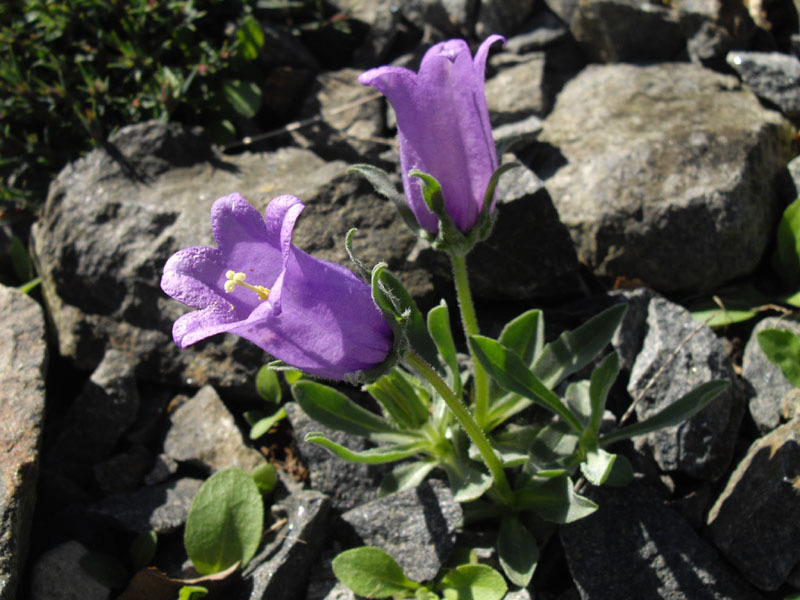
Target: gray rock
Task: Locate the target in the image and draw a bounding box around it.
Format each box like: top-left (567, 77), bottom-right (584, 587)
top-left (47, 349), bottom-right (139, 481)
top-left (493, 114), bottom-right (544, 153)
top-left (741, 316), bottom-right (800, 432)
top-left (88, 477), bottom-right (202, 534)
top-left (727, 50), bottom-right (800, 121)
top-left (396, 0), bottom-right (475, 38)
top-left (676, 0), bottom-right (756, 64)
top-left (504, 11), bottom-right (570, 53)
top-left (238, 488), bottom-right (330, 600)
top-left (627, 297), bottom-right (745, 481)
top-left (609, 287), bottom-right (658, 371)
top-left (92, 445), bottom-right (153, 495)
top-left (560, 483), bottom-right (763, 600)
top-left (30, 541), bottom-right (110, 600)
top-left (538, 62), bottom-right (795, 292)
top-left (476, 0), bottom-right (538, 37)
top-left (285, 401), bottom-right (384, 512)
top-left (163, 385), bottom-right (265, 474)
top-left (349, 0), bottom-right (403, 67)
top-left (706, 417), bottom-right (800, 591)
top-left (338, 480), bottom-right (462, 582)
top-left (0, 285), bottom-right (48, 600)
top-left (486, 53), bottom-right (549, 124)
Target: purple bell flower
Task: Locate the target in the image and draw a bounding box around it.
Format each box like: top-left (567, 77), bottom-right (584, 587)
top-left (161, 193), bottom-right (393, 381)
top-left (359, 35), bottom-right (504, 235)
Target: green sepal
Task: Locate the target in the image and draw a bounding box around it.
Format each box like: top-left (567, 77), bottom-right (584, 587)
top-left (469, 335), bottom-right (584, 432)
top-left (533, 303), bottom-right (628, 389)
top-left (513, 475), bottom-right (598, 523)
top-left (344, 228), bottom-right (371, 281)
top-left (349, 164), bottom-right (431, 241)
top-left (291, 380), bottom-right (397, 438)
top-left (378, 460), bottom-right (438, 497)
top-left (496, 516), bottom-right (539, 587)
top-left (600, 380), bottom-right (729, 446)
top-left (304, 433), bottom-right (428, 464)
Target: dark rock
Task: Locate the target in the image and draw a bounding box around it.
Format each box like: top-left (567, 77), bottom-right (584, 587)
top-left (741, 316), bottom-right (800, 433)
top-left (93, 445), bottom-right (154, 495)
top-left (338, 480), bottom-right (462, 582)
top-left (493, 115), bottom-right (544, 153)
top-left (476, 0), bottom-right (538, 37)
top-left (396, 0), bottom-right (475, 38)
top-left (486, 52), bottom-right (549, 123)
top-left (706, 417), bottom-right (800, 591)
top-left (560, 482), bottom-right (763, 599)
top-left (0, 285), bottom-right (48, 600)
top-left (349, 0), bottom-right (404, 67)
top-left (88, 477), bottom-right (202, 534)
top-left (537, 62), bottom-right (795, 292)
top-left (163, 385), bottom-right (265, 474)
top-left (47, 349), bottom-right (139, 482)
top-left (285, 401), bottom-right (384, 512)
top-left (609, 287), bottom-right (658, 371)
top-left (676, 0), bottom-right (756, 65)
top-left (30, 541), bottom-right (110, 600)
top-left (727, 50), bottom-right (800, 122)
top-left (505, 11), bottom-right (570, 53)
top-left (237, 488), bottom-right (330, 600)
top-left (627, 297), bottom-right (745, 481)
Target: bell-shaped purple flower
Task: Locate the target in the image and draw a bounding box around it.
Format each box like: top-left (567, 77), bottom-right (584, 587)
top-left (161, 193), bottom-right (393, 381)
top-left (359, 35), bottom-right (504, 235)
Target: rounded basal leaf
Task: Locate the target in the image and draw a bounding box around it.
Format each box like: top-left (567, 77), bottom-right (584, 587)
top-left (255, 366), bottom-right (282, 403)
top-left (251, 463), bottom-right (278, 495)
top-left (184, 468), bottom-right (264, 574)
top-left (440, 564), bottom-right (507, 600)
top-left (332, 547), bottom-right (418, 598)
top-left (757, 328), bottom-right (800, 389)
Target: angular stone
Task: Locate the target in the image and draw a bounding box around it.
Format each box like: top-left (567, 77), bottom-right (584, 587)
top-left (476, 0), bottom-right (538, 37)
top-left (30, 541), bottom-right (110, 600)
top-left (727, 50), bottom-right (800, 121)
top-left (163, 385), bottom-right (265, 474)
top-left (538, 62), bottom-right (794, 292)
top-left (486, 53), bottom-right (548, 124)
top-left (88, 477), bottom-right (202, 534)
top-left (0, 285), bottom-right (48, 600)
top-left (627, 297), bottom-right (745, 480)
top-left (707, 417), bottom-right (800, 591)
top-left (560, 483), bottom-right (763, 600)
top-left (741, 316), bottom-right (800, 433)
top-left (338, 480), bottom-right (462, 582)
top-left (237, 489), bottom-right (330, 600)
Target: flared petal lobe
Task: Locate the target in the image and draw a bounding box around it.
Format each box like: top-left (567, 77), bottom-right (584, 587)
top-left (359, 35), bottom-right (504, 235)
top-left (160, 194), bottom-right (393, 381)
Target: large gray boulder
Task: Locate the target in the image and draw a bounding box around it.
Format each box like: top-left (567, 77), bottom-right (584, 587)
top-left (537, 62), bottom-right (795, 292)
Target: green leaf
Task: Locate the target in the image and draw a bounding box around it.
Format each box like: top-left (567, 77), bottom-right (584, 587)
top-left (602, 453), bottom-right (634, 487)
top-left (514, 476), bottom-right (598, 523)
top-left (757, 328), bottom-right (800, 389)
top-left (428, 301), bottom-right (462, 398)
top-left (178, 585), bottom-right (209, 600)
top-left (587, 351), bottom-right (620, 440)
top-left (10, 235), bottom-right (35, 282)
top-left (292, 380), bottom-right (396, 438)
top-left (496, 516), bottom-right (538, 587)
top-left (440, 564), bottom-right (507, 600)
top-left (580, 448), bottom-right (617, 486)
top-left (17, 276), bottom-right (41, 294)
top-left (600, 380), bottom-right (729, 446)
top-left (222, 79), bottom-right (262, 118)
top-left (442, 460), bottom-right (493, 503)
top-left (528, 420), bottom-right (580, 471)
top-left (332, 547), bottom-right (419, 598)
top-left (251, 463), bottom-right (277, 495)
top-left (564, 380), bottom-right (591, 428)
top-left (533, 303), bottom-right (627, 389)
top-left (378, 460), bottom-right (438, 497)
top-left (688, 284), bottom-right (769, 329)
top-left (79, 551), bottom-right (129, 589)
top-left (256, 366), bottom-right (282, 403)
top-left (305, 433), bottom-right (427, 464)
top-left (184, 468), bottom-right (264, 574)
top-left (236, 15), bottom-right (264, 61)
top-left (774, 197), bottom-right (800, 286)
top-left (129, 530), bottom-right (157, 572)
top-left (498, 309), bottom-right (544, 367)
top-left (249, 407), bottom-right (287, 440)
top-left (366, 369), bottom-right (429, 430)
top-left (469, 335), bottom-right (583, 431)
top-left (348, 165), bottom-right (424, 237)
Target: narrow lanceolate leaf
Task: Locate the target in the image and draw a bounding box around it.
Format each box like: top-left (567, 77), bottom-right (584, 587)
top-left (580, 448), bottom-right (617, 486)
top-left (184, 469), bottom-right (264, 574)
top-left (587, 351), bottom-right (620, 440)
top-left (469, 335), bottom-right (583, 432)
top-left (378, 460), bottom-right (438, 497)
top-left (757, 328), bottom-right (800, 389)
top-left (498, 309), bottom-right (544, 367)
top-left (304, 434), bottom-right (428, 464)
top-left (496, 516), bottom-right (538, 587)
top-left (600, 380), bottom-right (729, 446)
top-left (222, 79), bottom-right (262, 118)
top-left (514, 475), bottom-right (597, 523)
top-left (533, 303), bottom-right (628, 389)
top-left (332, 547), bottom-right (419, 598)
top-left (440, 564), bottom-right (507, 600)
top-left (292, 380), bottom-right (396, 438)
top-left (427, 301), bottom-right (462, 397)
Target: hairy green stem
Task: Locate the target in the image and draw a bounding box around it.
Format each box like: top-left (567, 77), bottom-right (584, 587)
top-left (450, 251), bottom-right (490, 428)
top-left (406, 351), bottom-right (513, 506)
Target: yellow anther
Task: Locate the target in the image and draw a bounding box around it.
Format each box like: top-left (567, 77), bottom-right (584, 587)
top-left (224, 270), bottom-right (270, 301)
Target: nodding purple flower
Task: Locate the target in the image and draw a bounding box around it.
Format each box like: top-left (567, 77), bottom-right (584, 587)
top-left (161, 193), bottom-right (393, 381)
top-left (359, 35), bottom-right (504, 235)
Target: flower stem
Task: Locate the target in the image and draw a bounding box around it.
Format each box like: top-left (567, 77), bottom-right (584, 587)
top-left (449, 251), bottom-right (490, 429)
top-left (406, 350), bottom-right (513, 506)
